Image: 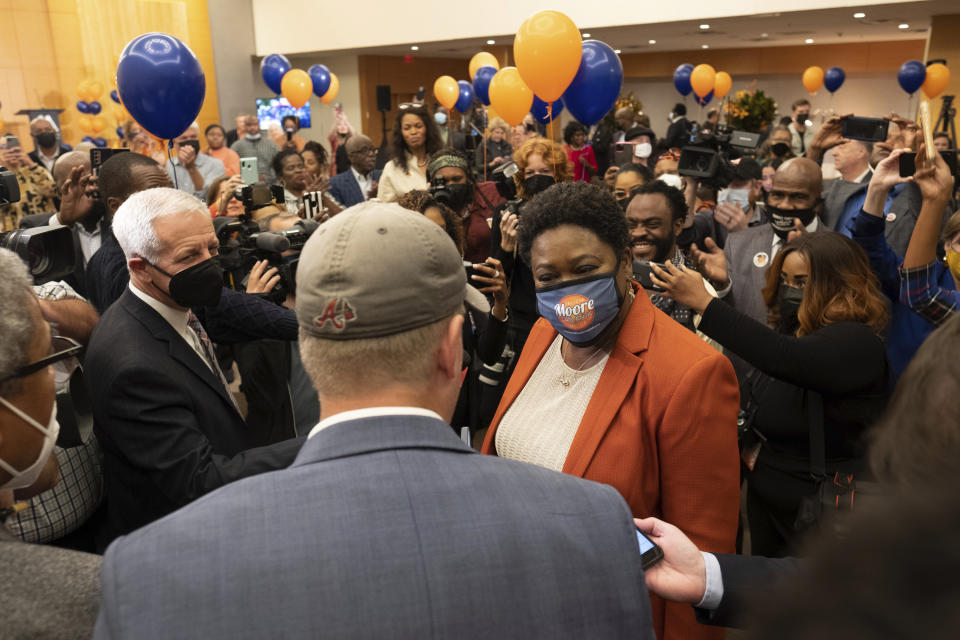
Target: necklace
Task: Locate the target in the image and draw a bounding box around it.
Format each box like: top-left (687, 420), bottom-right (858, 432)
top-left (557, 341), bottom-right (609, 387)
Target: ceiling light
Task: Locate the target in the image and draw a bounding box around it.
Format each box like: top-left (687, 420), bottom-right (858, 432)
top-left (699, 24), bottom-right (710, 30)
top-left (410, 45), bottom-right (419, 51)
top-left (583, 33), bottom-right (591, 38)
top-left (701, 44), bottom-right (709, 49)
top-left (486, 39), bottom-right (495, 45)
top-left (648, 39), bottom-right (656, 44)
top-left (805, 38), bottom-right (814, 43)
top-left (614, 49), bottom-right (622, 54)
top-left (761, 33), bottom-right (768, 38)
top-left (898, 23), bottom-right (909, 29)
top-left (853, 12), bottom-right (866, 18)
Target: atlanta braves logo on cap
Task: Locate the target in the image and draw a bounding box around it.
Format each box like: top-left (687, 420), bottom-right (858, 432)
top-left (314, 298), bottom-right (357, 331)
top-left (554, 294), bottom-right (595, 331)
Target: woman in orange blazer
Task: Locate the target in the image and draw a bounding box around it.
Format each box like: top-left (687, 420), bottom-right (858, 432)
top-left (481, 182), bottom-right (741, 640)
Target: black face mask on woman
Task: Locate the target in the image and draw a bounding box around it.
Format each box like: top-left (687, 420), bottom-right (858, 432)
top-left (146, 257), bottom-right (224, 308)
top-left (778, 284), bottom-right (803, 334)
top-left (524, 174), bottom-right (555, 198)
top-left (771, 142), bottom-right (790, 157)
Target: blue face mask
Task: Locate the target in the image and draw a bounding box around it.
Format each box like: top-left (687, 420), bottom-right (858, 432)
top-left (434, 112), bottom-right (447, 126)
top-left (536, 270), bottom-right (623, 346)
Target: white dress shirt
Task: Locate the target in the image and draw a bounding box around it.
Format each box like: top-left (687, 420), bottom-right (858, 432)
top-left (37, 148), bottom-right (58, 173)
top-left (307, 406), bottom-right (444, 439)
top-left (128, 282), bottom-right (210, 370)
top-left (351, 167), bottom-right (372, 201)
top-left (772, 217), bottom-right (820, 257)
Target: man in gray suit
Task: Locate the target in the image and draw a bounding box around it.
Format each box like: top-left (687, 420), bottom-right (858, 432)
top-left (94, 202), bottom-right (654, 639)
top-left (0, 248), bottom-right (100, 639)
top-left (821, 140), bottom-right (873, 233)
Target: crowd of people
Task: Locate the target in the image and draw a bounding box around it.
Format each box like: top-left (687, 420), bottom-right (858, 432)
top-left (1, 76), bottom-right (959, 639)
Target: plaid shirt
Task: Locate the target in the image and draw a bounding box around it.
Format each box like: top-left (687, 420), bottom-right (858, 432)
top-left (899, 260), bottom-right (959, 327)
top-left (5, 282), bottom-right (104, 543)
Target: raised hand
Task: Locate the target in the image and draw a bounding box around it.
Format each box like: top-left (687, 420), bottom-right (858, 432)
top-left (58, 165), bottom-right (96, 226)
top-left (245, 259), bottom-right (281, 295)
top-left (690, 237), bottom-right (729, 287)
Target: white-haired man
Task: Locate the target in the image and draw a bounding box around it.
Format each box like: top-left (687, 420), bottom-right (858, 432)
top-left (167, 121), bottom-right (225, 200)
top-left (93, 202), bottom-right (655, 639)
top-left (28, 115), bottom-right (71, 173)
top-left (85, 187), bottom-right (302, 547)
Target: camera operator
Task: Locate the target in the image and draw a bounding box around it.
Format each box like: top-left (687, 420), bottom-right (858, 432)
top-left (0, 249), bottom-right (101, 638)
top-left (663, 103), bottom-right (694, 151)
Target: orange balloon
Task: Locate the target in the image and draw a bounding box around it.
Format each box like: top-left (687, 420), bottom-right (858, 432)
top-left (320, 73), bottom-right (339, 104)
top-left (690, 64), bottom-right (716, 99)
top-left (802, 66), bottom-right (824, 94)
top-left (90, 116), bottom-right (106, 134)
top-left (469, 52), bottom-right (500, 80)
top-left (488, 67), bottom-right (534, 127)
top-left (87, 81), bottom-right (103, 101)
top-left (281, 69), bottom-right (312, 108)
top-left (76, 80), bottom-right (91, 102)
top-left (922, 63), bottom-right (951, 99)
top-left (514, 10), bottom-right (582, 102)
top-left (714, 71), bottom-right (732, 99)
top-left (434, 75), bottom-right (459, 111)
top-left (112, 104), bottom-right (128, 122)
top-left (78, 115), bottom-right (93, 133)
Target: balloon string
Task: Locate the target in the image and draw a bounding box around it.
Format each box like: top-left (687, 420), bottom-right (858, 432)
top-left (547, 104), bottom-right (557, 180)
top-left (166, 140), bottom-right (178, 191)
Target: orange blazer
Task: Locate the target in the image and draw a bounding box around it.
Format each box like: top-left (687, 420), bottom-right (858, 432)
top-left (482, 287), bottom-right (741, 640)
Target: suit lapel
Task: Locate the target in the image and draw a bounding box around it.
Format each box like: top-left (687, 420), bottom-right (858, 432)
top-left (120, 291), bottom-right (240, 414)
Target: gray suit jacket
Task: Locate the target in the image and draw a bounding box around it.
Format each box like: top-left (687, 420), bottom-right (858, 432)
top-left (95, 414), bottom-right (653, 639)
top-left (822, 170), bottom-right (872, 231)
top-left (724, 223), bottom-right (776, 327)
top-left (1, 527), bottom-right (101, 639)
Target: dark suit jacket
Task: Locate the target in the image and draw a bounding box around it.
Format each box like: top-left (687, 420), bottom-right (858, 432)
top-left (86, 289), bottom-right (303, 546)
top-left (663, 117), bottom-right (693, 150)
top-left (28, 143), bottom-right (72, 169)
top-left (822, 170), bottom-right (872, 231)
top-left (695, 554), bottom-right (802, 628)
top-left (96, 414), bottom-right (654, 639)
top-left (327, 167), bottom-right (382, 208)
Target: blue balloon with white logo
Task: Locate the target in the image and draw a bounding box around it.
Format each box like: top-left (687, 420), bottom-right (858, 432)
top-left (455, 80), bottom-right (474, 113)
top-left (674, 63), bottom-right (694, 97)
top-left (562, 41), bottom-right (623, 126)
top-left (260, 53), bottom-right (291, 95)
top-left (472, 66), bottom-right (496, 106)
top-left (531, 96), bottom-right (563, 124)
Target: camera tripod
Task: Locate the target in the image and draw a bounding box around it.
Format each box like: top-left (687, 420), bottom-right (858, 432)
top-left (934, 95), bottom-right (957, 148)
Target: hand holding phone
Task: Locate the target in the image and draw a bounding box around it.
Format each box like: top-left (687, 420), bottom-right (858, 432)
top-left (841, 117), bottom-right (889, 143)
top-left (633, 260), bottom-right (667, 292)
top-left (635, 525), bottom-right (664, 570)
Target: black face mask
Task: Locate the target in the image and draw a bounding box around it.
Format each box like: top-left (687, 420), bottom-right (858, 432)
top-left (772, 142), bottom-right (790, 157)
top-left (179, 139), bottom-right (201, 154)
top-left (431, 182), bottom-right (472, 213)
top-left (778, 284), bottom-right (803, 335)
top-left (35, 132), bottom-right (57, 148)
top-left (796, 113), bottom-right (809, 126)
top-left (147, 258), bottom-right (224, 308)
top-left (524, 174), bottom-right (555, 198)
top-left (766, 202), bottom-right (820, 240)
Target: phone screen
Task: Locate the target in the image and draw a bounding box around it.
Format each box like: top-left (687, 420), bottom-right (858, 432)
top-left (842, 117), bottom-right (889, 143)
top-left (635, 528), bottom-right (655, 554)
top-left (634, 525), bottom-right (664, 569)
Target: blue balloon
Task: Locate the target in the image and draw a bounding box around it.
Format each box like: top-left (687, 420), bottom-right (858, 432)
top-left (673, 63), bottom-right (694, 97)
top-left (455, 80), bottom-right (474, 113)
top-left (76, 100), bottom-right (90, 114)
top-left (695, 91), bottom-right (714, 106)
top-left (531, 96), bottom-right (563, 124)
top-left (562, 41), bottom-right (624, 127)
top-left (260, 53), bottom-right (291, 95)
top-left (81, 136), bottom-right (95, 143)
top-left (110, 89), bottom-right (121, 104)
top-left (93, 137), bottom-right (107, 147)
top-left (897, 60), bottom-right (926, 95)
top-left (117, 33), bottom-right (206, 140)
top-left (116, 126), bottom-right (124, 138)
top-left (88, 101), bottom-right (102, 115)
top-left (824, 67), bottom-right (845, 93)
top-left (472, 66), bottom-right (497, 106)
top-left (308, 64), bottom-right (331, 98)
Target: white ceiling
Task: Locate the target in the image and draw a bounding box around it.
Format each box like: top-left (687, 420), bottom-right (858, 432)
top-left (313, 1), bottom-right (953, 58)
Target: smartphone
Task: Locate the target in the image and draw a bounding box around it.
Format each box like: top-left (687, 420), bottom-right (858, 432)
top-left (633, 259), bottom-right (666, 292)
top-left (90, 148), bottom-right (129, 175)
top-left (899, 151), bottom-right (959, 178)
top-left (4, 134), bottom-right (20, 149)
top-left (841, 117), bottom-right (889, 143)
top-left (613, 143), bottom-right (635, 167)
top-left (635, 525), bottom-right (664, 570)
top-left (302, 190), bottom-right (324, 220)
top-left (240, 157), bottom-right (258, 184)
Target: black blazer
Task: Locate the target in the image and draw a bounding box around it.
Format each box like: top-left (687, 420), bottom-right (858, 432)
top-left (695, 554), bottom-right (802, 628)
top-left (87, 289), bottom-right (303, 547)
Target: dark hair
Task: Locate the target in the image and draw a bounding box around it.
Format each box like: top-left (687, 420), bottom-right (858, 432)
top-left (616, 162), bottom-right (654, 184)
top-left (518, 181), bottom-right (629, 264)
top-left (390, 104), bottom-right (443, 173)
top-left (395, 189), bottom-right (464, 254)
top-left (301, 140), bottom-right (329, 169)
top-left (791, 98), bottom-right (811, 110)
top-left (630, 180), bottom-right (687, 222)
top-left (778, 116), bottom-right (793, 127)
top-left (673, 103), bottom-right (686, 116)
top-left (272, 149), bottom-right (302, 179)
top-left (207, 175), bottom-right (229, 207)
top-left (933, 132), bottom-right (951, 143)
top-left (204, 123), bottom-right (225, 137)
top-left (99, 151), bottom-right (161, 205)
top-left (869, 312), bottom-right (960, 486)
top-left (426, 147), bottom-right (474, 186)
top-left (563, 121), bottom-right (587, 145)
top-left (762, 233), bottom-right (888, 337)
top-left (281, 114), bottom-right (298, 128)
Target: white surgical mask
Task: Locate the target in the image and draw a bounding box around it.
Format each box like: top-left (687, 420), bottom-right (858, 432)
top-left (719, 187), bottom-right (751, 211)
top-left (0, 397), bottom-right (59, 490)
top-left (634, 142), bottom-right (652, 159)
top-left (434, 112), bottom-right (447, 126)
top-left (658, 173), bottom-right (683, 190)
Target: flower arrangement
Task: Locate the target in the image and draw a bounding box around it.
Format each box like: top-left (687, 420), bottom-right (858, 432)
top-left (723, 88), bottom-right (778, 133)
top-left (597, 92), bottom-right (644, 131)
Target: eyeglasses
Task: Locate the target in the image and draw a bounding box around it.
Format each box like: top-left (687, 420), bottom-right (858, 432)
top-left (0, 335), bottom-right (83, 384)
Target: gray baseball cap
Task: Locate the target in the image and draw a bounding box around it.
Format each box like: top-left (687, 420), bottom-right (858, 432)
top-left (296, 201), bottom-right (485, 340)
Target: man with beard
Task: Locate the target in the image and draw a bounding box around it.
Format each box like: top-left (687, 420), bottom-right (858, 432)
top-left (625, 180), bottom-right (720, 343)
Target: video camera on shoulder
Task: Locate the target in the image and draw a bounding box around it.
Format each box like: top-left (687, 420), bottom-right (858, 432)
top-left (679, 124), bottom-right (760, 188)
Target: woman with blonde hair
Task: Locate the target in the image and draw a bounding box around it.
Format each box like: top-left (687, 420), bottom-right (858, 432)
top-left (476, 117), bottom-right (512, 179)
